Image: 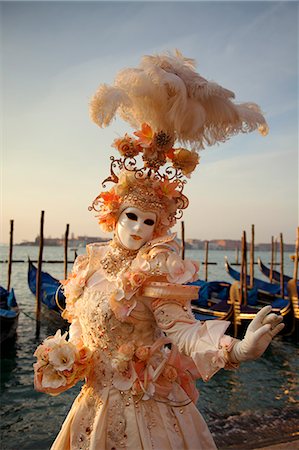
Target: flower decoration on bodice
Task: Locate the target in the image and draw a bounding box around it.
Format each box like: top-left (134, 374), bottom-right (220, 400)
top-left (111, 337), bottom-right (200, 404)
top-left (108, 237), bottom-right (199, 322)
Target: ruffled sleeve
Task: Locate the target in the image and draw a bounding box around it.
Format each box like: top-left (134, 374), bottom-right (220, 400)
top-left (147, 282), bottom-right (238, 382)
top-left (164, 317), bottom-right (238, 381)
top-left (61, 254), bottom-right (89, 323)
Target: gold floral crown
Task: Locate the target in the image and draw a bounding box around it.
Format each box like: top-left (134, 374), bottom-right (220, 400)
top-left (89, 123), bottom-right (200, 235)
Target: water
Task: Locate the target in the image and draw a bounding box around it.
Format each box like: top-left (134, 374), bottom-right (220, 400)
top-left (0, 245), bottom-right (298, 449)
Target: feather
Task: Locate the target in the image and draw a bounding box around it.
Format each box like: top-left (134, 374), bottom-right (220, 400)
top-left (90, 85), bottom-right (131, 128)
top-left (90, 50), bottom-right (268, 147)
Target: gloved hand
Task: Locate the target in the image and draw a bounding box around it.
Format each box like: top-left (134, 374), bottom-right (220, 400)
top-left (230, 305), bottom-right (284, 363)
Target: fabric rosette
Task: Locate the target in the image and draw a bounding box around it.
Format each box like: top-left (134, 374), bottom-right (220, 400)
top-left (109, 281), bottom-right (137, 322)
top-left (168, 148), bottom-right (200, 177)
top-left (33, 330), bottom-right (92, 396)
top-left (109, 245), bottom-right (199, 321)
top-left (142, 245), bottom-right (199, 284)
top-left (111, 337), bottom-right (198, 404)
top-left (112, 134), bottom-right (141, 157)
top-left (112, 340), bottom-right (162, 400)
top-left (165, 252), bottom-right (199, 284)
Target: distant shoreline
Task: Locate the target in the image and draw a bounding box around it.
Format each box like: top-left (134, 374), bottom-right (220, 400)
top-left (0, 243), bottom-right (295, 252)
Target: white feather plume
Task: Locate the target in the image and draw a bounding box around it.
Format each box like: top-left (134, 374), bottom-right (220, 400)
top-left (90, 50), bottom-right (268, 148)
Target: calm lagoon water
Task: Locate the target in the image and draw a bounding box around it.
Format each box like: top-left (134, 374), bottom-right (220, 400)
top-left (0, 245), bottom-right (298, 449)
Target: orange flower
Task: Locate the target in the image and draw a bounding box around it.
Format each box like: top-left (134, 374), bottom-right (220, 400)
top-left (258, 124), bottom-right (269, 137)
top-left (112, 134), bottom-right (140, 157)
top-left (166, 147), bottom-right (175, 160)
top-left (98, 214), bottom-right (117, 232)
top-left (134, 123), bottom-right (154, 148)
top-left (172, 148), bottom-right (199, 176)
top-left (118, 342), bottom-right (135, 360)
top-left (100, 189), bottom-right (121, 208)
top-left (96, 188), bottom-right (121, 232)
top-left (135, 346), bottom-right (150, 361)
top-left (158, 178), bottom-right (181, 199)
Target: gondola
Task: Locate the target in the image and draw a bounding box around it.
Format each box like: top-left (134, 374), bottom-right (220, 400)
top-left (258, 257), bottom-right (292, 284)
top-left (225, 258), bottom-right (288, 297)
top-left (287, 279), bottom-right (299, 341)
top-left (226, 231), bottom-right (293, 336)
top-left (27, 259), bottom-right (67, 328)
top-left (0, 286), bottom-right (19, 344)
top-left (189, 280), bottom-right (233, 322)
top-left (229, 281), bottom-right (292, 337)
top-left (225, 260), bottom-right (291, 333)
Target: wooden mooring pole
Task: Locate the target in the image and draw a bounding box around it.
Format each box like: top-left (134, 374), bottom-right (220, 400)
top-left (270, 236), bottom-right (274, 283)
top-left (7, 220), bottom-right (14, 291)
top-left (280, 233), bottom-right (284, 299)
top-left (35, 211), bottom-right (45, 338)
top-left (241, 231), bottom-right (248, 306)
top-left (293, 227), bottom-right (299, 282)
top-left (244, 231), bottom-right (248, 305)
top-left (181, 221), bottom-right (185, 260)
top-left (64, 224), bottom-right (69, 280)
top-left (250, 224), bottom-right (255, 289)
top-left (240, 233), bottom-right (244, 305)
top-left (204, 241), bottom-right (209, 281)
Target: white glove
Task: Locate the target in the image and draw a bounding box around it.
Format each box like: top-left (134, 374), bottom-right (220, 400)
top-left (230, 305), bottom-right (284, 363)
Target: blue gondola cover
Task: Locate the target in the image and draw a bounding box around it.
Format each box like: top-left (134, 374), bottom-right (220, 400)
top-left (28, 260), bottom-right (65, 311)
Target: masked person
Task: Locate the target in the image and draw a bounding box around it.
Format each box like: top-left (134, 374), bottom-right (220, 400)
top-left (34, 51), bottom-right (283, 450)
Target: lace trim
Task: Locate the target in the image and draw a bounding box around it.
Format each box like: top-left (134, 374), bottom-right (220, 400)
top-left (100, 237), bottom-right (138, 279)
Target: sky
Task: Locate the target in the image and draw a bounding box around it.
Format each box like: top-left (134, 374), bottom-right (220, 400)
top-left (1, 1), bottom-right (298, 245)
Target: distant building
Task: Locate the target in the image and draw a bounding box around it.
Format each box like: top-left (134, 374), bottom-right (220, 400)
top-left (76, 236), bottom-right (108, 246)
top-left (209, 239), bottom-right (240, 250)
top-left (34, 236), bottom-right (63, 246)
top-left (185, 239), bottom-right (204, 249)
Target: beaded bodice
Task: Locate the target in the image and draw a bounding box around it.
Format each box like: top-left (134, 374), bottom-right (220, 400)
top-left (76, 288), bottom-right (158, 352)
top-left (74, 285), bottom-right (164, 394)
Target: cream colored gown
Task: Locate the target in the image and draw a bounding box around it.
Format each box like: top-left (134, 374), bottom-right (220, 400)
top-left (39, 237), bottom-right (236, 450)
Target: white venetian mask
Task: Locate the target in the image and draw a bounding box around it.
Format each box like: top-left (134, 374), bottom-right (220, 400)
top-left (116, 207), bottom-right (157, 250)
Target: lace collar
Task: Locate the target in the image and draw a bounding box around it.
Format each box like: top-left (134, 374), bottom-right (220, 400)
top-left (99, 233), bottom-right (177, 280)
top-left (99, 236), bottom-right (139, 279)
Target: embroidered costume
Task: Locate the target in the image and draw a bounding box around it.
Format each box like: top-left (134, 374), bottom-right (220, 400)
top-left (34, 51), bottom-right (284, 450)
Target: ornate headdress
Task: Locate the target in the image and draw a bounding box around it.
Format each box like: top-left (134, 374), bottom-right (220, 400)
top-left (89, 50), bottom-right (268, 235)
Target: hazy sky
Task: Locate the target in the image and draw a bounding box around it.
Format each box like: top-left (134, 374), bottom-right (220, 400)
top-left (1, 1), bottom-right (298, 244)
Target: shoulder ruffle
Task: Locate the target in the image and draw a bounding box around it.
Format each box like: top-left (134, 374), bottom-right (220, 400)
top-left (131, 234), bottom-right (199, 285)
top-left (109, 234), bottom-right (199, 322)
top-left (62, 243), bottom-right (109, 322)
